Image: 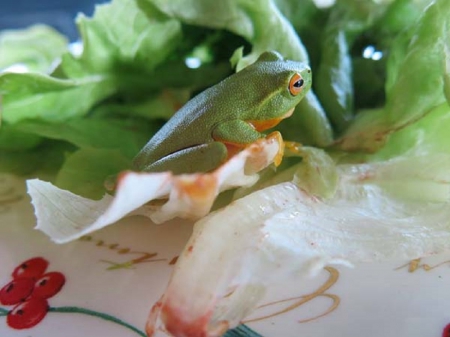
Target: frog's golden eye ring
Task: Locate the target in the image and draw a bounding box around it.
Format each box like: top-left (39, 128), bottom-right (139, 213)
top-left (289, 73), bottom-right (304, 96)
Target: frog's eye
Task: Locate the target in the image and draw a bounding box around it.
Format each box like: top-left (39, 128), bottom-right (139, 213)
top-left (289, 73), bottom-right (304, 96)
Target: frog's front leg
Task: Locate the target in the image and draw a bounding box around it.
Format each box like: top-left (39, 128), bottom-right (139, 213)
top-left (213, 120), bottom-right (287, 166)
top-left (140, 142), bottom-right (228, 174)
top-left (212, 119), bottom-right (264, 146)
top-left (212, 119), bottom-right (265, 160)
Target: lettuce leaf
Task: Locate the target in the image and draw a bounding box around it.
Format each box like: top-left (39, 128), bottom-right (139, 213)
top-left (0, 124), bottom-right (42, 151)
top-left (1, 0), bottom-right (183, 125)
top-left (0, 141), bottom-right (75, 177)
top-left (60, 0), bottom-right (182, 80)
top-left (336, 0), bottom-right (450, 152)
top-left (148, 153), bottom-right (450, 336)
top-left (314, 0), bottom-right (389, 132)
top-left (0, 25), bottom-right (68, 73)
top-left (55, 148), bottom-right (131, 199)
top-left (1, 72), bottom-right (116, 123)
top-left (13, 118), bottom-right (155, 158)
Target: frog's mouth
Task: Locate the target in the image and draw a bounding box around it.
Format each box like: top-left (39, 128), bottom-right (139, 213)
top-left (248, 108), bottom-right (294, 132)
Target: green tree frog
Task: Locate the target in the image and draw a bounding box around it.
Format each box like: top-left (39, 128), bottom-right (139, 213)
top-left (133, 51), bottom-right (312, 174)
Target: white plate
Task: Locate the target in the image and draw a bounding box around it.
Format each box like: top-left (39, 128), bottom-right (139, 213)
top-left (1, 174), bottom-right (449, 337)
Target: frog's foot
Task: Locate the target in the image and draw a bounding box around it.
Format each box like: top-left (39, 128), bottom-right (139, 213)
top-left (284, 140), bottom-right (303, 157)
top-left (104, 174), bottom-right (117, 192)
top-left (265, 131), bottom-right (285, 166)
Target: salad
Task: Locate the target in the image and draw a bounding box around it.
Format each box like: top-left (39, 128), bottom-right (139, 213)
top-left (1, 0), bottom-right (450, 336)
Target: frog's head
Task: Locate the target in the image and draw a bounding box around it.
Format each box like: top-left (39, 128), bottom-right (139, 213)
top-left (243, 51), bottom-right (312, 129)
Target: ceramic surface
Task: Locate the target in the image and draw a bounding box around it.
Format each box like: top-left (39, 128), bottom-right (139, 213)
top-left (0, 174), bottom-right (449, 337)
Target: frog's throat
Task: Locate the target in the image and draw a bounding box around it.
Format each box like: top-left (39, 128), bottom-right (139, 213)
top-left (247, 108), bottom-right (294, 132)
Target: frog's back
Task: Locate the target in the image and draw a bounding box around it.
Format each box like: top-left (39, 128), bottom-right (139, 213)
top-left (132, 84), bottom-right (227, 170)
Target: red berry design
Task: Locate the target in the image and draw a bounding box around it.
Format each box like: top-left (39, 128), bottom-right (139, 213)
top-left (0, 257), bottom-right (68, 330)
top-left (0, 278), bottom-right (34, 305)
top-left (0, 256), bottom-right (144, 334)
top-left (6, 297), bottom-right (48, 329)
top-left (12, 257), bottom-right (48, 280)
top-left (443, 323), bottom-right (450, 337)
top-left (32, 272), bottom-right (65, 299)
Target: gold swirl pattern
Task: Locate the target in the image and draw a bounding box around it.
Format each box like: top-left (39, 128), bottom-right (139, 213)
top-left (79, 235), bottom-right (165, 270)
top-left (396, 258), bottom-right (450, 273)
top-left (244, 266), bottom-right (340, 324)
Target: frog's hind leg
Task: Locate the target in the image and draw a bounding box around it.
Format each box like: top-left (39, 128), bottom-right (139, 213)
top-left (140, 142), bottom-right (228, 174)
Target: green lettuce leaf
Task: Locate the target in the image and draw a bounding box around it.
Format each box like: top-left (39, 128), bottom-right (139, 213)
top-left (0, 72), bottom-right (116, 123)
top-left (60, 0), bottom-right (182, 80)
top-left (54, 148), bottom-right (130, 199)
top-left (0, 124), bottom-right (42, 151)
top-left (348, 0), bottom-right (431, 120)
top-left (1, 116), bottom-right (159, 198)
top-left (314, 0), bottom-right (388, 132)
top-left (445, 33), bottom-right (450, 104)
top-left (337, 0), bottom-right (450, 152)
top-left (0, 141), bottom-right (75, 177)
top-left (13, 118), bottom-right (155, 158)
top-left (0, 25), bottom-right (68, 73)
top-left (1, 0), bottom-right (184, 125)
top-left (367, 103), bottom-right (450, 161)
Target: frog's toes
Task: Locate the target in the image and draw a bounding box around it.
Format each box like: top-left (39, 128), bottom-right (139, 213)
top-left (265, 131), bottom-right (285, 167)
